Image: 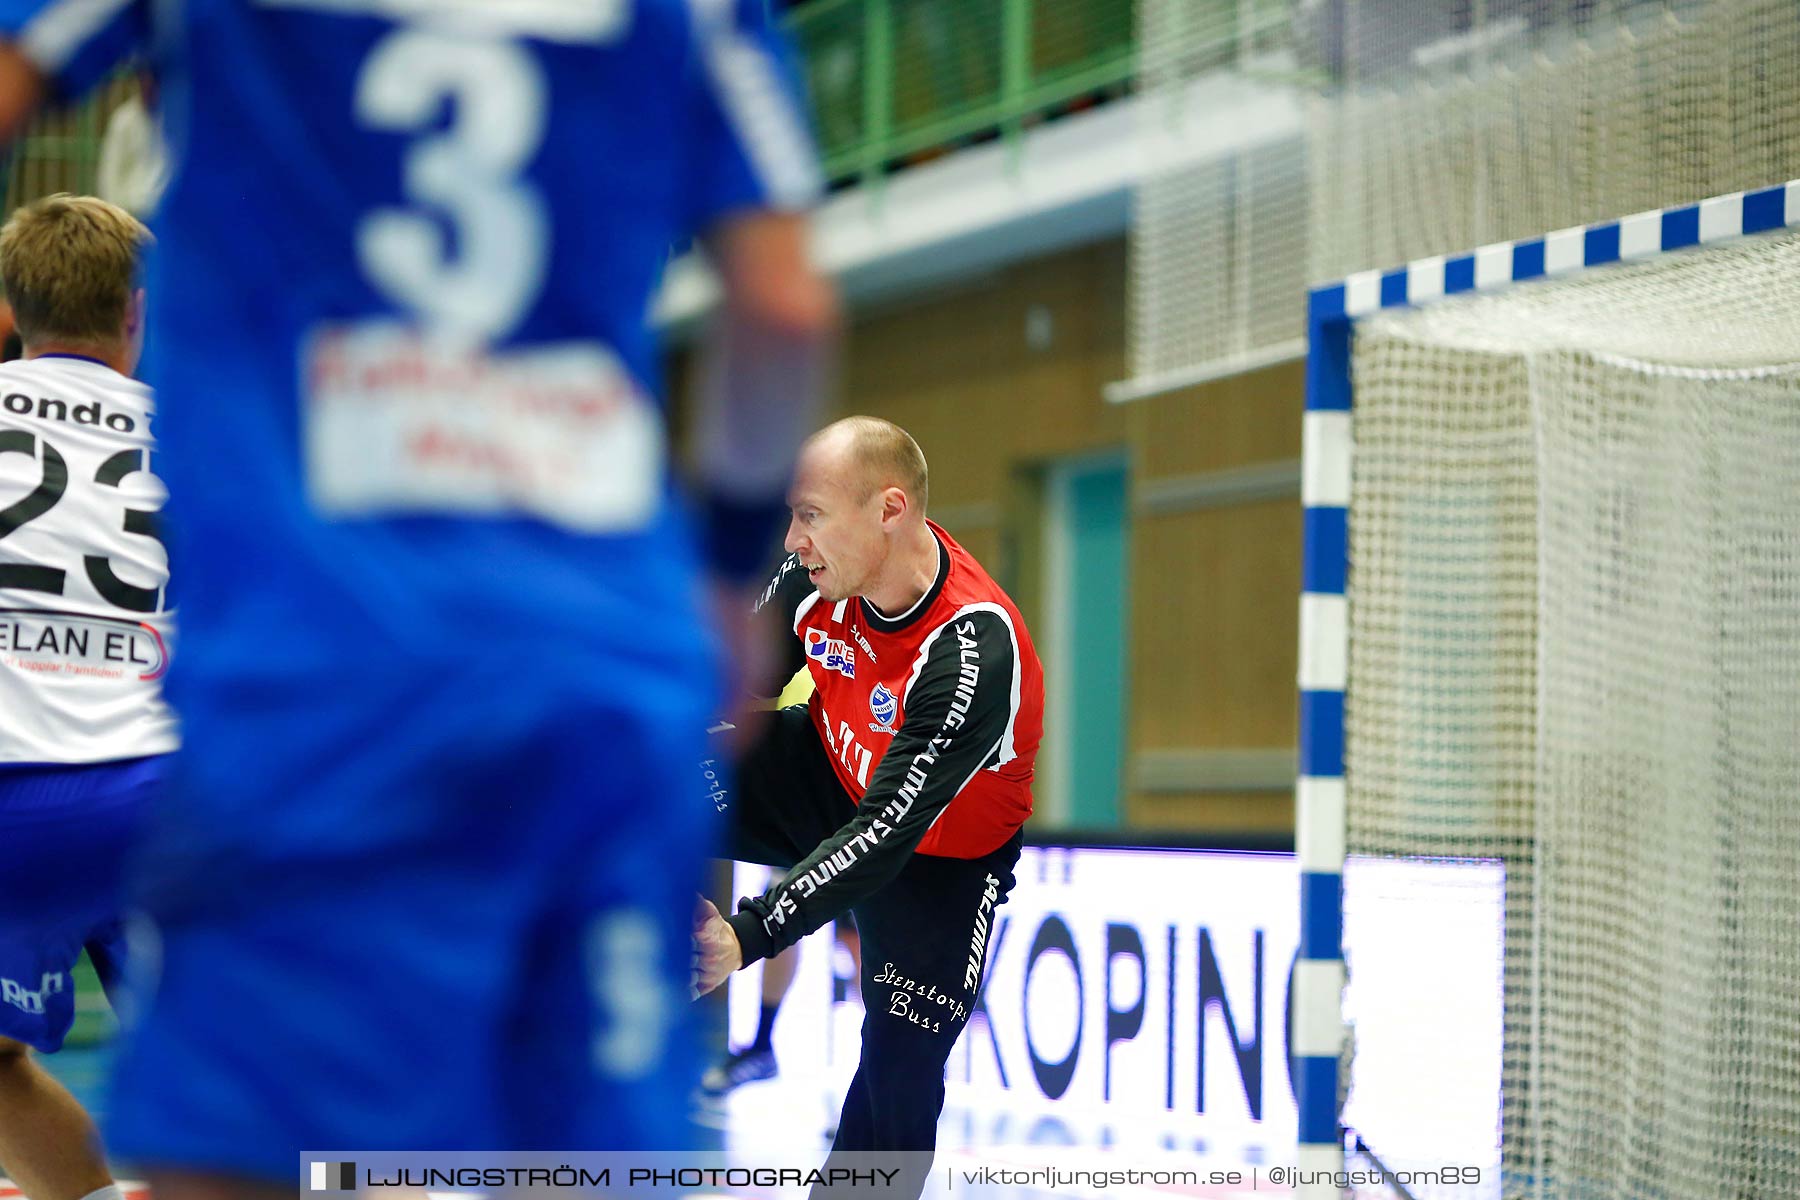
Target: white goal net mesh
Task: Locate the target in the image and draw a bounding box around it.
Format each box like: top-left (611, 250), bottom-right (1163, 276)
top-left (1127, 0), bottom-right (1800, 393)
top-left (1307, 0), bottom-right (1800, 287)
top-left (1344, 229), bottom-right (1800, 1199)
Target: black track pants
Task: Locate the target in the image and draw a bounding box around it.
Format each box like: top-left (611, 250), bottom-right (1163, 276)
top-left (715, 706), bottom-right (1021, 1188)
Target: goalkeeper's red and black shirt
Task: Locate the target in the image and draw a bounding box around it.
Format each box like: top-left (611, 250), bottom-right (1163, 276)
top-left (725, 520), bottom-right (1043, 962)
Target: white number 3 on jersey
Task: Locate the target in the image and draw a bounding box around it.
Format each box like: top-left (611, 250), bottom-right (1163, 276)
top-left (354, 29), bottom-right (549, 342)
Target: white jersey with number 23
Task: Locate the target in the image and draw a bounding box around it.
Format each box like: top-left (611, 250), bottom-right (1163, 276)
top-left (0, 355), bottom-right (176, 764)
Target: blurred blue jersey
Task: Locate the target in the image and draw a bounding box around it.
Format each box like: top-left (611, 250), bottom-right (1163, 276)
top-left (2, 0), bottom-right (819, 857)
top-left (0, 0), bottom-right (821, 1171)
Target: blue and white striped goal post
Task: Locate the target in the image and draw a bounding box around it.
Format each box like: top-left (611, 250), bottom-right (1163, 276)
top-left (1291, 177), bottom-right (1800, 1198)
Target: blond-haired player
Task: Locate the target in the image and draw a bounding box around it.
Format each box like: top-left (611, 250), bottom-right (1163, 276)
top-left (0, 194), bottom-right (166, 1200)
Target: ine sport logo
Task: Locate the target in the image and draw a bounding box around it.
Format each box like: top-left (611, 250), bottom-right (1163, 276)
top-left (804, 628), bottom-right (855, 678)
top-left (869, 683), bottom-right (898, 733)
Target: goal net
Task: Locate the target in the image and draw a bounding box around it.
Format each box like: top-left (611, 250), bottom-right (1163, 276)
top-left (1127, 0), bottom-right (1800, 394)
top-left (1342, 228), bottom-right (1800, 1199)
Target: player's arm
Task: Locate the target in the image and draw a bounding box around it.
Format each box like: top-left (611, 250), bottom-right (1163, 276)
top-left (690, 203), bottom-right (837, 597)
top-left (699, 550), bottom-right (811, 783)
top-left (745, 551), bottom-right (814, 699)
top-left (0, 42), bottom-right (45, 141)
top-left (683, 0), bottom-right (837, 590)
top-left (0, 0), bottom-right (150, 140)
top-left (721, 609), bottom-right (1022, 969)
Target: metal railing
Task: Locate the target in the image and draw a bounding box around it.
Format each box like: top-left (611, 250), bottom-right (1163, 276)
top-left (788, 0), bottom-right (1134, 187)
top-left (1, 3), bottom-right (1138, 213)
top-left (1, 76), bottom-right (134, 214)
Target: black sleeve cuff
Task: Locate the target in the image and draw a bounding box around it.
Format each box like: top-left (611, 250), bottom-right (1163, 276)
top-left (700, 491), bottom-right (791, 585)
top-left (726, 906), bottom-right (776, 968)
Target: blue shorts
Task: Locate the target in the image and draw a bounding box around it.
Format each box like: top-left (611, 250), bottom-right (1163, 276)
top-left (104, 692), bottom-right (715, 1183)
top-left (0, 756), bottom-right (160, 1052)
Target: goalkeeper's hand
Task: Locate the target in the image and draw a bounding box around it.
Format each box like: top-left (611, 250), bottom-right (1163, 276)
top-left (691, 895), bottom-right (743, 999)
